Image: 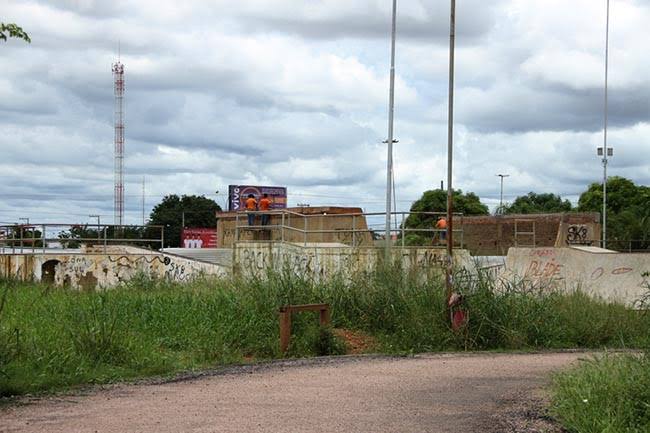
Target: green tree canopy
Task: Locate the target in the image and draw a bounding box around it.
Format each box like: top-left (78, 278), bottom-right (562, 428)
top-left (503, 192), bottom-right (572, 214)
top-left (402, 188), bottom-right (488, 245)
top-left (1, 23), bottom-right (30, 43)
top-left (147, 194), bottom-right (222, 248)
top-left (577, 176), bottom-right (650, 249)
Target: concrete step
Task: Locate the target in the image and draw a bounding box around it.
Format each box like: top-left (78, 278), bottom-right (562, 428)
top-left (162, 248), bottom-right (232, 267)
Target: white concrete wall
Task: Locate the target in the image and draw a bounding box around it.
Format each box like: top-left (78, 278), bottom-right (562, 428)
top-left (0, 251), bottom-right (229, 289)
top-left (233, 241), bottom-right (475, 280)
top-left (502, 247), bottom-right (650, 307)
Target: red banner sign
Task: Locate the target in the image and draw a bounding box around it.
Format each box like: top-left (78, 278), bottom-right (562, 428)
top-left (181, 228), bottom-right (217, 248)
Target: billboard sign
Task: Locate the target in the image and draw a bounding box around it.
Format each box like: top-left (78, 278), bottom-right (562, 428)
top-left (228, 185), bottom-right (287, 211)
top-left (181, 228), bottom-right (217, 248)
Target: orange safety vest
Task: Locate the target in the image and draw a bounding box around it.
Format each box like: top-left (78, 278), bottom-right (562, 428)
top-left (245, 197), bottom-right (257, 210)
top-left (259, 198), bottom-right (271, 211)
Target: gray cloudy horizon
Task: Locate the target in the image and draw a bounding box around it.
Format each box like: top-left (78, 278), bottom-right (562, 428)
top-left (1, 0), bottom-right (649, 225)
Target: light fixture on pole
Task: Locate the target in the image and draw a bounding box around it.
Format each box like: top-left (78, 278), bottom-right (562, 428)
top-left (89, 214), bottom-right (100, 225)
top-left (89, 214), bottom-right (101, 242)
top-left (600, 0), bottom-right (611, 249)
top-left (597, 146), bottom-right (613, 248)
top-left (496, 174), bottom-right (510, 213)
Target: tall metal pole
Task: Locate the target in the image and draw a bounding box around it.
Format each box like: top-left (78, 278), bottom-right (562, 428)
top-left (142, 176), bottom-right (146, 225)
top-left (602, 0), bottom-right (610, 249)
top-left (445, 0), bottom-right (456, 304)
top-left (89, 214), bottom-right (101, 242)
top-left (384, 0), bottom-right (398, 260)
top-left (496, 174), bottom-right (509, 212)
top-left (112, 59), bottom-right (125, 228)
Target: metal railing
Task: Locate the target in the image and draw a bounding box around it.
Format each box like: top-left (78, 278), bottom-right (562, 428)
top-left (232, 210), bottom-right (464, 248)
top-left (0, 223), bottom-right (164, 254)
top-left (569, 238), bottom-right (650, 253)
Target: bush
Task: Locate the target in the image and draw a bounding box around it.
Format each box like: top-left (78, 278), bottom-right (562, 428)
top-left (552, 354), bottom-right (650, 433)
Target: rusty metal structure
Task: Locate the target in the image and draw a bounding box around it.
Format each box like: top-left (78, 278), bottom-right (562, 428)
top-left (112, 58), bottom-right (125, 226)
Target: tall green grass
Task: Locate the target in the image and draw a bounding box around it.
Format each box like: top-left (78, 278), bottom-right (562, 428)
top-left (552, 353), bottom-right (650, 433)
top-left (0, 265), bottom-right (648, 397)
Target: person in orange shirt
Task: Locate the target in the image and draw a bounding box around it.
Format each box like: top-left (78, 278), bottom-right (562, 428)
top-left (245, 194), bottom-right (257, 226)
top-left (259, 193), bottom-right (272, 225)
top-left (435, 216), bottom-right (447, 245)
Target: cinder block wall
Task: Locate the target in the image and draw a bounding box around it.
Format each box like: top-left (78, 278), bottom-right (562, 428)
top-left (457, 213), bottom-right (600, 256)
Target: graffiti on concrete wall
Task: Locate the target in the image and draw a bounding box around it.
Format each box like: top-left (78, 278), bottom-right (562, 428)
top-left (566, 225), bottom-right (590, 245)
top-left (0, 252), bottom-right (228, 289)
top-left (523, 248), bottom-right (641, 282)
top-left (525, 248), bottom-right (564, 279)
top-left (236, 244), bottom-right (459, 281)
top-left (239, 246), bottom-right (326, 277)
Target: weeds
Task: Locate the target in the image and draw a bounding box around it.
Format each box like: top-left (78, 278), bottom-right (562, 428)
top-left (0, 267), bottom-right (648, 397)
top-left (552, 354), bottom-right (650, 433)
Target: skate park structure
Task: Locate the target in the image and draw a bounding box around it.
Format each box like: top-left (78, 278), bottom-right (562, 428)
top-left (1, 210), bottom-right (648, 307)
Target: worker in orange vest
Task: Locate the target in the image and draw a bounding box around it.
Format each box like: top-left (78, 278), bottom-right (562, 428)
top-left (435, 216), bottom-right (447, 245)
top-left (259, 193), bottom-right (272, 225)
top-left (245, 194), bottom-right (257, 226)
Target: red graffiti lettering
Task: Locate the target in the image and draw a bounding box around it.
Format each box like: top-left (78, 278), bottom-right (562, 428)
top-left (529, 249), bottom-right (556, 258)
top-left (590, 267), bottom-right (604, 280)
top-left (611, 267), bottom-right (633, 275)
top-left (526, 260), bottom-right (540, 277)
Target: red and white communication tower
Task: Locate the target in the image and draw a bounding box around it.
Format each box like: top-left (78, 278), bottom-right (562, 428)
top-left (112, 59), bottom-right (125, 226)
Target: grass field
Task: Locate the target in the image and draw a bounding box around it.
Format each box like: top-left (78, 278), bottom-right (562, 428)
top-left (0, 267), bottom-right (648, 397)
top-left (552, 353), bottom-right (650, 433)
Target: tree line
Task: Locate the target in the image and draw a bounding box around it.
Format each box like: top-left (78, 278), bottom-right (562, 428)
top-left (404, 176), bottom-right (650, 249)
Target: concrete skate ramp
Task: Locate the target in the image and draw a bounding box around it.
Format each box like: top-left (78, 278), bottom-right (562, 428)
top-left (234, 241), bottom-right (475, 281)
top-left (504, 246), bottom-right (650, 307)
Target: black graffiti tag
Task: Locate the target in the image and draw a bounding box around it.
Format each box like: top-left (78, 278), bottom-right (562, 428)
top-left (566, 225), bottom-right (589, 245)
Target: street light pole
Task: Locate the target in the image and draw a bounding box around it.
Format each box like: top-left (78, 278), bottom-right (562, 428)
top-left (89, 214), bottom-right (101, 242)
top-left (601, 0), bottom-right (611, 249)
top-left (496, 174), bottom-right (510, 212)
top-left (384, 0), bottom-right (398, 260)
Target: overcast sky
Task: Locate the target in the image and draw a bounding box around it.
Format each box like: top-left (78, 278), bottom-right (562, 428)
top-left (1, 0), bottom-right (649, 226)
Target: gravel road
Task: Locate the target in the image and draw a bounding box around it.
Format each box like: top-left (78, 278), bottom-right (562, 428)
top-left (0, 352), bottom-right (587, 432)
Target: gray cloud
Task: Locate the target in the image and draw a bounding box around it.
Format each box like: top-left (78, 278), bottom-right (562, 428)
top-left (1, 0), bottom-right (648, 224)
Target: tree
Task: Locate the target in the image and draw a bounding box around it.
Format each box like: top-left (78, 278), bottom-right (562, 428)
top-left (1, 23), bottom-right (30, 43)
top-left (577, 176), bottom-right (650, 250)
top-left (147, 194), bottom-right (222, 248)
top-left (503, 192), bottom-right (572, 214)
top-left (4, 226), bottom-right (43, 248)
top-left (402, 188), bottom-right (489, 245)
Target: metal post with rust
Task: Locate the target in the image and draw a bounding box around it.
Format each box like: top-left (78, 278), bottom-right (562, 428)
top-left (445, 0), bottom-right (456, 320)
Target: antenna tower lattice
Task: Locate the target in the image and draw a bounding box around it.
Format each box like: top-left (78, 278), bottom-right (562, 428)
top-left (112, 60), bottom-right (125, 226)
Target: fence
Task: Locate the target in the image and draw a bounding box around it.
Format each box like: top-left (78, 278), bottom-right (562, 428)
top-left (575, 239), bottom-right (650, 253)
top-left (0, 223), bottom-right (164, 254)
top-left (231, 210), bottom-right (465, 249)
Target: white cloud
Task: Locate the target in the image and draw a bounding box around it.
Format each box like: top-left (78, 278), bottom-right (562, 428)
top-left (0, 0), bottom-right (648, 225)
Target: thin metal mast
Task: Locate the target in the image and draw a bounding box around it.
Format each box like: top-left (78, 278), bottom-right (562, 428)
top-left (142, 176), bottom-right (145, 225)
top-left (445, 0), bottom-right (456, 304)
top-left (497, 174), bottom-right (510, 212)
top-left (112, 57), bottom-right (125, 226)
top-left (602, 0), bottom-right (610, 249)
top-left (384, 0), bottom-right (398, 259)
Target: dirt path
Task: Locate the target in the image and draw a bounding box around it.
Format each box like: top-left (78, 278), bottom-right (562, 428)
top-left (0, 352), bottom-right (588, 433)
